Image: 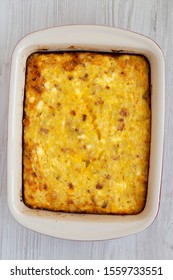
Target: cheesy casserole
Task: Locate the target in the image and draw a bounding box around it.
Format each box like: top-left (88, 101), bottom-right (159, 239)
top-left (23, 51), bottom-right (151, 214)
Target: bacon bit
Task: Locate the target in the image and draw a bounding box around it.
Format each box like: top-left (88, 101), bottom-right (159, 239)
top-left (102, 201), bottom-right (108, 208)
top-left (117, 122), bottom-right (125, 131)
top-left (106, 85), bottom-right (110, 89)
top-left (42, 184), bottom-right (48, 190)
top-left (96, 183), bottom-right (103, 189)
top-left (54, 84), bottom-right (61, 91)
top-left (33, 85), bottom-right (42, 93)
top-left (33, 64), bottom-right (38, 69)
top-left (82, 114), bottom-right (87, 121)
top-left (40, 127), bottom-right (49, 134)
top-left (95, 98), bottom-right (104, 106)
top-left (57, 102), bottom-right (61, 107)
top-left (32, 172), bottom-right (37, 177)
top-left (68, 75), bottom-right (73, 80)
top-left (68, 183), bottom-right (74, 190)
top-left (84, 159), bottom-right (90, 167)
top-left (84, 73), bottom-right (88, 79)
top-left (75, 128), bottom-right (79, 133)
top-left (32, 71), bottom-right (41, 81)
top-left (118, 118), bottom-right (124, 122)
top-left (121, 71), bottom-right (124, 75)
top-left (70, 110), bottom-right (76, 116)
top-left (80, 73), bottom-right (88, 80)
top-left (120, 108), bottom-right (129, 117)
top-left (105, 174), bottom-right (111, 180)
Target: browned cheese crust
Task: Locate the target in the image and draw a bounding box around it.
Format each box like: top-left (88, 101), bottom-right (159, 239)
top-left (23, 52), bottom-right (151, 214)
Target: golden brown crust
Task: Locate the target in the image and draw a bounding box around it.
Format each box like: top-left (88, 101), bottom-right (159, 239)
top-left (23, 52), bottom-right (151, 214)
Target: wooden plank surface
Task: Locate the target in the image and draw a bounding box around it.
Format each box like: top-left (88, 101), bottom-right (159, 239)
top-left (0, 0), bottom-right (172, 259)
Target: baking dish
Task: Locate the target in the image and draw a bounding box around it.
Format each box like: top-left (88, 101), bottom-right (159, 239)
top-left (8, 25), bottom-right (165, 240)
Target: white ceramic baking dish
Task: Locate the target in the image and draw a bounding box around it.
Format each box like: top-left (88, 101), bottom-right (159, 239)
top-left (8, 25), bottom-right (165, 240)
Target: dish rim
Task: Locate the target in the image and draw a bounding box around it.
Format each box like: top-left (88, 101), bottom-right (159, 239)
top-left (7, 25), bottom-right (165, 240)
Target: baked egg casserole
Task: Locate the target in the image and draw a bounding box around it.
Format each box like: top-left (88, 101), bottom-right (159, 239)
top-left (23, 51), bottom-right (151, 214)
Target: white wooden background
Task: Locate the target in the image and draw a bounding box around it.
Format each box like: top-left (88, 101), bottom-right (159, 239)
top-left (0, 0), bottom-right (172, 260)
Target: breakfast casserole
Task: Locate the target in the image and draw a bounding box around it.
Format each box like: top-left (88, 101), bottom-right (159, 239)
top-left (23, 51), bottom-right (151, 214)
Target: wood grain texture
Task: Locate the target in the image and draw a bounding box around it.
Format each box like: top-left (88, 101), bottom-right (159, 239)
top-left (0, 0), bottom-right (173, 260)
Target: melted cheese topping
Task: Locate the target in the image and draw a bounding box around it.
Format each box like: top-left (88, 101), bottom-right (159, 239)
top-left (23, 52), bottom-right (151, 214)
